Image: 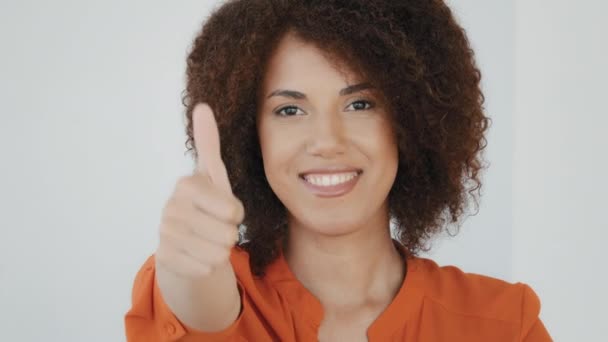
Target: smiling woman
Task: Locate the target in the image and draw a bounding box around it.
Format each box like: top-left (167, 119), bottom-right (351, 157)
top-left (125, 0), bottom-right (551, 341)
top-left (257, 33), bottom-right (399, 241)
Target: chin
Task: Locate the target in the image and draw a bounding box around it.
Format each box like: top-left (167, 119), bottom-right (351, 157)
top-left (298, 216), bottom-right (363, 237)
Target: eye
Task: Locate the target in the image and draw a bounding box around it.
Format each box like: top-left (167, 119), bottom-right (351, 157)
top-left (346, 99), bottom-right (375, 111)
top-left (274, 105), bottom-right (305, 117)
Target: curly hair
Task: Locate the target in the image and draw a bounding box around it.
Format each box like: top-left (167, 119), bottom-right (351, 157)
top-left (181, 0), bottom-right (490, 276)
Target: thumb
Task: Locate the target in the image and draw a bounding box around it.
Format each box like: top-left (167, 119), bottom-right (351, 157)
top-left (192, 103), bottom-right (233, 194)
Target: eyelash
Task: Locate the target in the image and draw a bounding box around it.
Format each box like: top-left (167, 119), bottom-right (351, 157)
top-left (274, 99), bottom-right (375, 117)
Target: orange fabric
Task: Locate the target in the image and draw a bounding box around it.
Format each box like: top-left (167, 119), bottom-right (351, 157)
top-left (125, 242), bottom-right (552, 341)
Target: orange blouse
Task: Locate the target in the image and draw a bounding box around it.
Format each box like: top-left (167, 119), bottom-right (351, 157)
top-left (125, 242), bottom-right (552, 341)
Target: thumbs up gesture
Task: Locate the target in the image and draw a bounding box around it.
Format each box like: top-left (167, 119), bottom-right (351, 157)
top-left (156, 103), bottom-right (244, 278)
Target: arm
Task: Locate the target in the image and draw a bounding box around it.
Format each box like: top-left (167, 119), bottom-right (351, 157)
top-left (125, 254), bottom-right (245, 342)
top-left (155, 259), bottom-right (241, 332)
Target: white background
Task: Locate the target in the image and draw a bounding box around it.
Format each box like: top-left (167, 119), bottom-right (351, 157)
top-left (1, 1), bottom-right (606, 341)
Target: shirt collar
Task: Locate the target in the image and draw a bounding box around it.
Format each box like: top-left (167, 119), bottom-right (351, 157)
top-left (264, 239), bottom-right (427, 339)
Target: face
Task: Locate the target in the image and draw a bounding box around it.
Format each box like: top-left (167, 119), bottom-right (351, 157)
top-left (256, 32), bottom-right (398, 237)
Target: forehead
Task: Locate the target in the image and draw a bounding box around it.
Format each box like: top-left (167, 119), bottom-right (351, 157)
top-left (261, 32), bottom-right (361, 91)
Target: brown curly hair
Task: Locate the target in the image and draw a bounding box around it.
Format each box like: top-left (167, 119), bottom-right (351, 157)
top-left (181, 0), bottom-right (490, 276)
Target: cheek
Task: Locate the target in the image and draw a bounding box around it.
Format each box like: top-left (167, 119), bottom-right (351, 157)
top-left (376, 119), bottom-right (398, 158)
top-left (354, 120), bottom-right (398, 160)
top-left (258, 124), bottom-right (300, 182)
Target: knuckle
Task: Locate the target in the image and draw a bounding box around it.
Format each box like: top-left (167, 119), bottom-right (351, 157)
top-left (177, 174), bottom-right (208, 193)
top-left (158, 226), bottom-right (176, 243)
top-left (161, 199), bottom-right (178, 218)
top-left (236, 200), bottom-right (245, 221)
top-left (160, 212), bottom-right (179, 230)
top-left (225, 227), bottom-right (239, 245)
top-left (176, 175), bottom-right (193, 189)
top-left (228, 199), bottom-right (245, 223)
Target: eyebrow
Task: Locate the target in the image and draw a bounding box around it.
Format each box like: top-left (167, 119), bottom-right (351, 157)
top-left (266, 82), bottom-right (374, 100)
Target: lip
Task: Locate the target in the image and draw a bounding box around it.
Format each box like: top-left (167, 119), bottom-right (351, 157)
top-left (299, 171), bottom-right (362, 198)
top-left (299, 167), bottom-right (363, 176)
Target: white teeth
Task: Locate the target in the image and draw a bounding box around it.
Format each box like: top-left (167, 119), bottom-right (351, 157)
top-left (303, 172), bottom-right (359, 186)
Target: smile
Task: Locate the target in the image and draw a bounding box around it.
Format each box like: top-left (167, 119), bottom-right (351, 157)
top-left (299, 171), bottom-right (362, 198)
top-left (302, 172), bottom-right (358, 186)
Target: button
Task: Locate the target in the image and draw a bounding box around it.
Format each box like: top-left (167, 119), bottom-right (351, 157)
top-left (165, 322), bottom-right (177, 335)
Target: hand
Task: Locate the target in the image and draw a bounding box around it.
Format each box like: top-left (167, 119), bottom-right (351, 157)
top-left (156, 103), bottom-right (244, 278)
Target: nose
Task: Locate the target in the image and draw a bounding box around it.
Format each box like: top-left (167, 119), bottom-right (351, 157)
top-left (305, 112), bottom-right (347, 158)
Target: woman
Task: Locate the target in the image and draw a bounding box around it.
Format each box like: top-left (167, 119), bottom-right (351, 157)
top-left (125, 0), bottom-right (551, 341)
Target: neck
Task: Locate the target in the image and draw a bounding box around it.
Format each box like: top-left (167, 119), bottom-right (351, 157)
top-left (283, 214), bottom-right (405, 310)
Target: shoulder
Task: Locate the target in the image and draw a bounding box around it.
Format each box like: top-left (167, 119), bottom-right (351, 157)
top-left (410, 257), bottom-right (542, 330)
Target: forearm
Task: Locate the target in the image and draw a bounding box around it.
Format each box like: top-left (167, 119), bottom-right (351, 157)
top-left (155, 259), bottom-right (241, 332)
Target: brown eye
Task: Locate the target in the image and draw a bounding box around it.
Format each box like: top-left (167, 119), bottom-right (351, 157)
top-left (346, 99), bottom-right (374, 111)
top-left (275, 105), bottom-right (304, 117)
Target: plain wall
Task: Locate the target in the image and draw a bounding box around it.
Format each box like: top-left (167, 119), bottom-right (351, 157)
top-left (1, 0), bottom-right (604, 341)
top-left (0, 2), bottom-right (217, 341)
top-left (421, 0), bottom-right (515, 282)
top-left (512, 0), bottom-right (608, 340)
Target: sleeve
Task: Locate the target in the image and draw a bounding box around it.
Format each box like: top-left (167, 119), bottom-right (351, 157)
top-left (124, 255), bottom-right (248, 342)
top-left (519, 284), bottom-right (553, 341)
